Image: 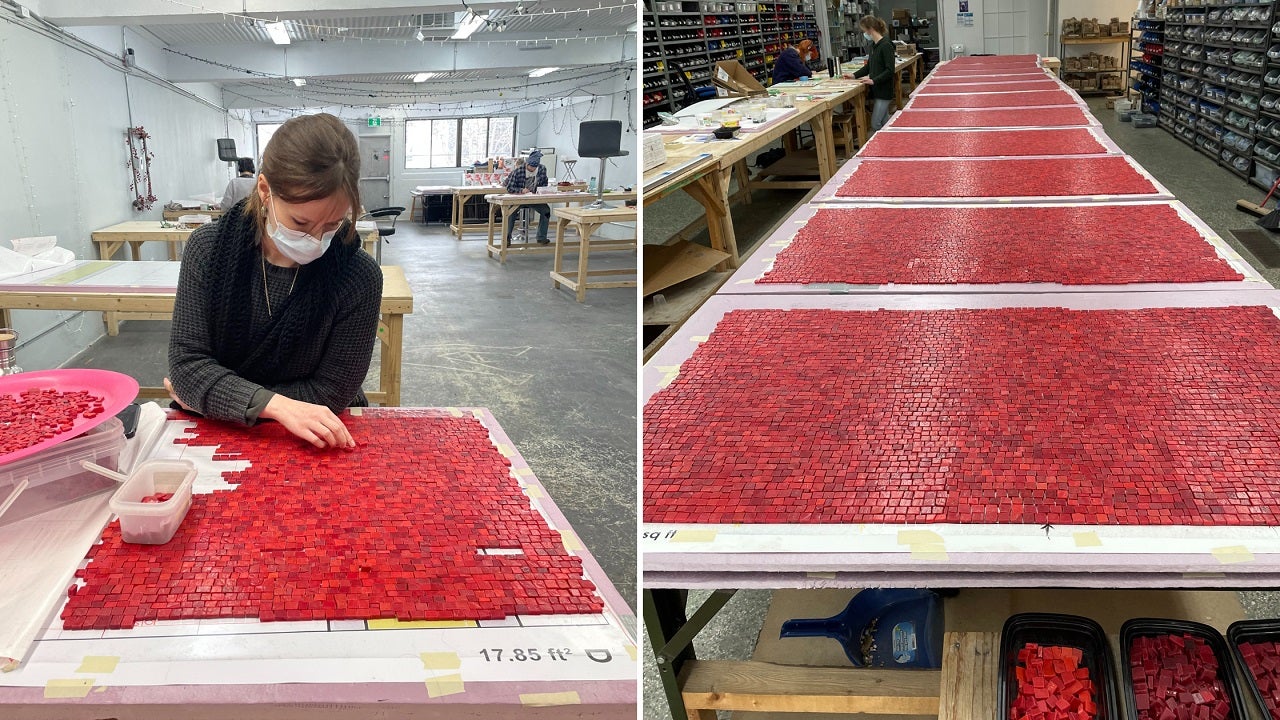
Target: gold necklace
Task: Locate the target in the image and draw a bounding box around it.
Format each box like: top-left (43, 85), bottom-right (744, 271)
top-left (261, 254), bottom-right (299, 318)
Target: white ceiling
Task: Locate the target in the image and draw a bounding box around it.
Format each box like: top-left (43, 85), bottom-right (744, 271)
top-left (34, 0), bottom-right (636, 109)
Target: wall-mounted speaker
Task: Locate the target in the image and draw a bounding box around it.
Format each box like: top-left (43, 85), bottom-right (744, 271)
top-left (216, 138), bottom-right (238, 162)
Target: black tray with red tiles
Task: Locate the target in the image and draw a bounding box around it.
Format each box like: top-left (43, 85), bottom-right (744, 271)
top-left (998, 612), bottom-right (1120, 720)
top-left (1121, 618), bottom-right (1246, 720)
top-left (1227, 619), bottom-right (1280, 720)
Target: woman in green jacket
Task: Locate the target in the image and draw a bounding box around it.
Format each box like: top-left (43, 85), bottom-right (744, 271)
top-left (851, 16), bottom-right (896, 131)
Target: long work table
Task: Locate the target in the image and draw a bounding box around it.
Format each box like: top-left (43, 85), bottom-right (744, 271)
top-left (0, 261), bottom-right (413, 406)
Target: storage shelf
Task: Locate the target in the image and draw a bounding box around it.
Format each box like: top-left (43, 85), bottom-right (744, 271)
top-left (1062, 36), bottom-right (1130, 43)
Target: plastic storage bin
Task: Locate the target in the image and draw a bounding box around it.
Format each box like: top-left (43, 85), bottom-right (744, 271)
top-left (1133, 113), bottom-right (1159, 127)
top-left (109, 459), bottom-right (196, 544)
top-left (1227, 619), bottom-right (1280, 719)
top-left (0, 417), bottom-right (125, 527)
top-left (1120, 618), bottom-right (1247, 720)
top-left (999, 613), bottom-right (1121, 720)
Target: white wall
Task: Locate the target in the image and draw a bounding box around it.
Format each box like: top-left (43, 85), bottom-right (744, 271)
top-left (939, 0), bottom-right (1131, 57)
top-left (0, 18), bottom-right (232, 370)
top-left (535, 95), bottom-right (638, 191)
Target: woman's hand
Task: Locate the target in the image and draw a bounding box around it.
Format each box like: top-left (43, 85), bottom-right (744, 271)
top-left (163, 377), bottom-right (194, 411)
top-left (261, 394), bottom-right (356, 450)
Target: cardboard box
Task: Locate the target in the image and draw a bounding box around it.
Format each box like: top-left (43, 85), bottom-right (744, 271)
top-left (642, 133), bottom-right (667, 172)
top-left (712, 60), bottom-right (767, 97)
top-left (895, 42), bottom-right (917, 57)
top-left (1081, 18), bottom-right (1099, 37)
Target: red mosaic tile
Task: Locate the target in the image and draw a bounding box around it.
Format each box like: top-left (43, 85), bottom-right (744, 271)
top-left (760, 205), bottom-right (1240, 285)
top-left (911, 91), bottom-right (1078, 108)
top-left (860, 129), bottom-right (1106, 157)
top-left (1237, 640), bottom-right (1280, 718)
top-left (920, 81), bottom-right (1062, 94)
top-left (835, 157), bottom-right (1157, 198)
top-left (1129, 635), bottom-right (1232, 720)
top-left (891, 107), bottom-right (1092, 128)
top-left (61, 411), bottom-right (602, 629)
top-left (643, 307), bottom-right (1280, 526)
top-left (1012, 644), bottom-right (1097, 720)
top-left (0, 389), bottom-right (104, 455)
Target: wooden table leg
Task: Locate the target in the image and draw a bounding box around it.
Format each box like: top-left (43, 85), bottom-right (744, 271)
top-left (574, 221), bottom-right (595, 303)
top-left (896, 73), bottom-right (906, 110)
top-left (167, 242), bottom-right (178, 261)
top-left (552, 217), bottom-right (568, 289)
top-left (377, 312), bottom-right (403, 407)
top-left (452, 194), bottom-right (462, 239)
top-left (129, 241), bottom-right (145, 261)
top-left (0, 308), bottom-right (12, 329)
top-left (855, 99), bottom-right (870, 147)
top-left (685, 173), bottom-right (736, 271)
top-left (811, 110), bottom-right (836, 182)
top-left (487, 201), bottom-right (497, 258)
top-left (733, 159), bottom-right (753, 204)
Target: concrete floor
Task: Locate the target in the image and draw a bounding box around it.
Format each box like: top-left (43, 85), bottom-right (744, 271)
top-left (639, 98), bottom-right (1280, 720)
top-left (62, 217), bottom-right (638, 609)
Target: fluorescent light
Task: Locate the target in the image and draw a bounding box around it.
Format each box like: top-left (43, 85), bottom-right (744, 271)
top-left (451, 11), bottom-right (486, 40)
top-left (415, 28), bottom-right (425, 42)
top-left (413, 72), bottom-right (439, 82)
top-left (528, 67), bottom-right (561, 77)
top-left (292, 78), bottom-right (306, 86)
top-left (264, 21), bottom-right (290, 45)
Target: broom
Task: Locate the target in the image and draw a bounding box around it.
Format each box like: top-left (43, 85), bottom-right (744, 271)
top-left (1237, 174), bottom-right (1280, 229)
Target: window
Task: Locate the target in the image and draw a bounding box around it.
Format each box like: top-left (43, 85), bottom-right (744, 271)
top-left (405, 117), bottom-right (517, 169)
top-left (255, 122), bottom-right (284, 162)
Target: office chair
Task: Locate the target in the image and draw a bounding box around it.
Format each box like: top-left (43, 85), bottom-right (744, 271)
top-left (359, 206), bottom-right (404, 264)
top-left (577, 121), bottom-right (629, 209)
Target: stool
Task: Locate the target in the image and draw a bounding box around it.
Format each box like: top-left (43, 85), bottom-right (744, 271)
top-left (833, 112), bottom-right (857, 156)
top-left (507, 207), bottom-right (533, 246)
top-left (409, 191), bottom-right (425, 223)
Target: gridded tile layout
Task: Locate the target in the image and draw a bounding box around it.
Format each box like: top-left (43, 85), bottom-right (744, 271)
top-left (62, 411), bottom-right (602, 629)
top-left (643, 306), bottom-right (1280, 526)
top-left (891, 107), bottom-right (1092, 128)
top-left (860, 129), bottom-right (1107, 157)
top-left (760, 205), bottom-right (1241, 285)
top-left (909, 91), bottom-right (1079, 109)
top-left (834, 157), bottom-right (1158, 198)
top-left (918, 80), bottom-right (1063, 94)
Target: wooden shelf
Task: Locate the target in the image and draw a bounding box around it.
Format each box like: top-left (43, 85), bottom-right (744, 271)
top-left (1063, 36), bottom-right (1130, 44)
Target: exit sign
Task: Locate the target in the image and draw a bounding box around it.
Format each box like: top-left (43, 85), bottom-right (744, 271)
top-left (367, 117), bottom-right (382, 127)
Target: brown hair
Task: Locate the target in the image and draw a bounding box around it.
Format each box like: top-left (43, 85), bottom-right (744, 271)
top-left (859, 15), bottom-right (888, 35)
top-left (244, 113), bottom-right (361, 245)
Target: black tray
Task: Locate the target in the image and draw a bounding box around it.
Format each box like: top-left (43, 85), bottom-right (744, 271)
top-left (998, 613), bottom-right (1120, 720)
top-left (1120, 618), bottom-right (1248, 720)
top-left (1227, 619), bottom-right (1280, 720)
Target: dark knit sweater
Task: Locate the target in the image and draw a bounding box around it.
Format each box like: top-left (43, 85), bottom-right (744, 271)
top-left (167, 200), bottom-right (383, 424)
top-left (854, 37), bottom-right (897, 100)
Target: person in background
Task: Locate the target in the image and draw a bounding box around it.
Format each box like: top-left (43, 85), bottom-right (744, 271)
top-left (771, 38), bottom-right (817, 84)
top-left (504, 149), bottom-right (551, 245)
top-left (167, 114), bottom-right (382, 450)
top-left (850, 16), bottom-right (896, 132)
top-left (220, 157), bottom-right (257, 209)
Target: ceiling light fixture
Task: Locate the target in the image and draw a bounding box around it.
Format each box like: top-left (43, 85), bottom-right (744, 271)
top-left (451, 10), bottom-right (487, 40)
top-left (528, 67), bottom-right (561, 77)
top-left (413, 72), bottom-right (439, 82)
top-left (264, 21), bottom-right (290, 45)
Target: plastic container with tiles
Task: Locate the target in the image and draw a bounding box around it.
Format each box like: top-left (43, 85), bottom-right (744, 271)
top-left (999, 613), bottom-right (1120, 720)
top-left (1121, 618), bottom-right (1245, 720)
top-left (109, 459), bottom-right (196, 544)
top-left (0, 417), bottom-right (124, 528)
top-left (1228, 619), bottom-right (1280, 719)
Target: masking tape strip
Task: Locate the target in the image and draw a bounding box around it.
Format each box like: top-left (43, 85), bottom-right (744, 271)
top-left (44, 679), bottom-right (95, 699)
top-left (524, 485), bottom-right (545, 498)
top-left (560, 530), bottom-right (584, 552)
top-left (1073, 531), bottom-right (1102, 548)
top-left (655, 365), bottom-right (681, 389)
top-left (420, 652), bottom-right (461, 670)
top-left (513, 467), bottom-right (534, 477)
top-left (520, 691), bottom-right (582, 707)
top-left (806, 572), bottom-right (837, 579)
top-left (448, 407), bottom-right (464, 417)
top-left (690, 335), bottom-right (709, 343)
top-left (496, 443), bottom-right (515, 458)
top-left (1212, 545), bottom-right (1254, 564)
top-left (671, 529), bottom-right (718, 543)
top-left (625, 645), bottom-right (637, 661)
top-left (425, 674), bottom-right (465, 698)
top-left (75, 656), bottom-right (119, 674)
top-left (349, 407), bottom-right (363, 416)
top-left (472, 409), bottom-right (486, 420)
top-left (368, 619), bottom-right (477, 630)
top-left (897, 530), bottom-right (947, 561)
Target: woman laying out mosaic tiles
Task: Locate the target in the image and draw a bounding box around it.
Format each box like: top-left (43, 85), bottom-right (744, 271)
top-left (165, 113), bottom-right (382, 450)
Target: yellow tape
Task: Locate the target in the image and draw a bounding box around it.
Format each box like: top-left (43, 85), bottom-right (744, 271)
top-left (654, 365), bottom-right (681, 389)
top-left (625, 645), bottom-right (637, 661)
top-left (690, 335), bottom-right (709, 343)
top-left (1212, 545), bottom-right (1254, 564)
top-left (44, 679), bottom-right (94, 699)
top-left (368, 619), bottom-right (477, 630)
top-left (1073, 532), bottom-right (1102, 548)
top-left (75, 656), bottom-right (119, 674)
top-left (806, 572), bottom-right (837, 579)
top-left (496, 443), bottom-right (515, 458)
top-left (420, 652), bottom-right (461, 670)
top-left (520, 691), bottom-right (582, 707)
top-left (514, 467), bottom-right (534, 477)
top-left (524, 485), bottom-right (545, 498)
top-left (448, 407), bottom-right (463, 417)
top-left (94, 685), bottom-right (106, 693)
top-left (425, 674), bottom-right (465, 698)
top-left (560, 530), bottom-right (583, 551)
top-left (472, 409), bottom-right (486, 420)
top-left (898, 530), bottom-right (947, 561)
top-left (349, 407), bottom-right (363, 416)
top-left (671, 529), bottom-right (717, 543)
top-left (38, 261), bottom-right (113, 286)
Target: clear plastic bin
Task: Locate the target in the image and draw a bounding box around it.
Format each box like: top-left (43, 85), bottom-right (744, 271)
top-left (109, 459), bottom-right (196, 545)
top-left (0, 417), bottom-right (125, 527)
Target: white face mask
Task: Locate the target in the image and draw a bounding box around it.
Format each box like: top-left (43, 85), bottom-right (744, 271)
top-left (864, 32), bottom-right (874, 41)
top-left (266, 196), bottom-right (338, 265)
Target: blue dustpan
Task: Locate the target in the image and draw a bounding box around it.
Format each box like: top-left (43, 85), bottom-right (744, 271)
top-left (780, 589), bottom-right (944, 668)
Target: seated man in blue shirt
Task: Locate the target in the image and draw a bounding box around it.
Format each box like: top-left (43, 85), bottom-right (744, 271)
top-left (772, 39), bottom-right (816, 84)
top-left (504, 150), bottom-right (551, 245)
